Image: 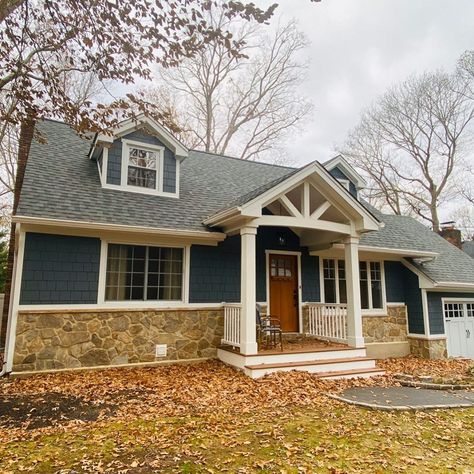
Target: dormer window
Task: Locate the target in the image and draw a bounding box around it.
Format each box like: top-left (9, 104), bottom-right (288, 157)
top-left (121, 139), bottom-right (164, 193)
top-left (127, 145), bottom-right (158, 189)
top-left (91, 114), bottom-right (189, 198)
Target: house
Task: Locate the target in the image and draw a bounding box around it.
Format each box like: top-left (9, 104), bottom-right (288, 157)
top-left (1, 116), bottom-right (474, 379)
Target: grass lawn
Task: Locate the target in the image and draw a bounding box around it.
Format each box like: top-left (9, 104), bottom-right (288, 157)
top-left (0, 357), bottom-right (473, 473)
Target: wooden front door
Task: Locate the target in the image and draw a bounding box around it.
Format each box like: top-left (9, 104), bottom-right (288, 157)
top-left (269, 254), bottom-right (299, 332)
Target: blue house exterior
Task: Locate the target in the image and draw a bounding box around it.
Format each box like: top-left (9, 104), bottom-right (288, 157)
top-left (2, 115), bottom-right (473, 377)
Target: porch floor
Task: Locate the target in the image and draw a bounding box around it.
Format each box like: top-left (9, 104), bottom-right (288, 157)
top-left (220, 335), bottom-right (349, 356)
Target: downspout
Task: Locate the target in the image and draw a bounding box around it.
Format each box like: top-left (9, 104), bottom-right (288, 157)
top-left (0, 224), bottom-right (21, 376)
top-left (1, 116), bottom-right (35, 376)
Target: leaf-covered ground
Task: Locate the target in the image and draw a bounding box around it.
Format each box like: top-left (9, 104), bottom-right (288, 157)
top-left (0, 357), bottom-right (473, 473)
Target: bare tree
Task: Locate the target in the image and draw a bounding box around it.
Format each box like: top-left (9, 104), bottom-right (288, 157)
top-left (147, 13), bottom-right (312, 161)
top-left (450, 205), bottom-right (474, 241)
top-left (342, 69), bottom-right (474, 232)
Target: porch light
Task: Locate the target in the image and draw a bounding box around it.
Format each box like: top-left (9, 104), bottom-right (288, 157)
top-left (278, 235), bottom-right (286, 246)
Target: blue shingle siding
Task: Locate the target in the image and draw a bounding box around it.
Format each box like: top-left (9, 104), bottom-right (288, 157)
top-left (189, 236), bottom-right (241, 303)
top-left (106, 139), bottom-right (122, 185)
top-left (427, 291), bottom-right (474, 335)
top-left (328, 166), bottom-right (357, 198)
top-left (403, 267), bottom-right (424, 334)
top-left (384, 261), bottom-right (406, 302)
top-left (302, 253), bottom-right (320, 302)
top-left (189, 227), bottom-right (320, 304)
top-left (20, 233), bottom-right (100, 304)
top-left (163, 152), bottom-right (176, 193)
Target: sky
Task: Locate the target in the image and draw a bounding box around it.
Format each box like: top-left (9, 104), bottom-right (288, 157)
top-left (258, 0), bottom-right (474, 167)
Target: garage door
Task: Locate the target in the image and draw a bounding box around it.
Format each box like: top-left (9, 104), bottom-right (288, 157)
top-left (443, 300), bottom-right (474, 359)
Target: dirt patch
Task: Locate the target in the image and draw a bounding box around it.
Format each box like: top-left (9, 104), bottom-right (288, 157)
top-left (0, 392), bottom-right (115, 429)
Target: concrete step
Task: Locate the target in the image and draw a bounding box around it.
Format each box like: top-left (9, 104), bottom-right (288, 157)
top-left (244, 356), bottom-right (378, 379)
top-left (315, 367), bottom-right (386, 380)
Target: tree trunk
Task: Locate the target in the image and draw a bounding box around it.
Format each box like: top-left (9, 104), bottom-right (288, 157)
top-left (430, 201), bottom-right (440, 233)
top-left (0, 116), bottom-right (35, 361)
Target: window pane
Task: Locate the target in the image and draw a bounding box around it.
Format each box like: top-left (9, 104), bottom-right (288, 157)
top-left (370, 262), bottom-right (382, 309)
top-left (128, 147), bottom-right (157, 169)
top-left (338, 260), bottom-right (347, 304)
top-left (106, 244), bottom-right (146, 301)
top-left (359, 262), bottom-right (369, 309)
top-left (323, 259), bottom-right (336, 303)
top-left (127, 166), bottom-right (156, 189)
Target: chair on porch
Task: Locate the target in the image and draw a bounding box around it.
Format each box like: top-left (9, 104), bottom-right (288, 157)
top-left (256, 303), bottom-right (283, 351)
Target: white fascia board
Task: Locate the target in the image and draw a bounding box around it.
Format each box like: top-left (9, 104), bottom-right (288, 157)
top-left (97, 114), bottom-right (188, 159)
top-left (433, 282), bottom-right (474, 290)
top-left (323, 154), bottom-right (367, 189)
top-left (13, 215), bottom-right (225, 243)
top-left (330, 243), bottom-right (439, 258)
top-left (401, 258), bottom-right (436, 289)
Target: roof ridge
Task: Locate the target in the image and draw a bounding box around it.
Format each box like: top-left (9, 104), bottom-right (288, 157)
top-left (189, 148), bottom-right (297, 170)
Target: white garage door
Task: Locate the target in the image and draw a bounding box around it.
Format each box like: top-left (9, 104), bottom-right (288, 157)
top-left (443, 300), bottom-right (474, 359)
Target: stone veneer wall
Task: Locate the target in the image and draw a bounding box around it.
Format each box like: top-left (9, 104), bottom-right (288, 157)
top-left (362, 305), bottom-right (408, 343)
top-left (302, 304), bottom-right (408, 343)
top-left (408, 337), bottom-right (447, 359)
top-left (13, 308), bottom-right (224, 372)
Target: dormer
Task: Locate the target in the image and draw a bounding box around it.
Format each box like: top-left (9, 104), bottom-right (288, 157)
top-left (89, 115), bottom-right (188, 198)
top-left (323, 154), bottom-right (366, 200)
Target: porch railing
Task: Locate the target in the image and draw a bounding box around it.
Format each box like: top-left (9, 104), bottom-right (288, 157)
top-left (222, 303), bottom-right (241, 347)
top-left (307, 303), bottom-right (347, 343)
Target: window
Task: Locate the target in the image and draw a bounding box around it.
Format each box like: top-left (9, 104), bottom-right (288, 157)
top-left (105, 244), bottom-right (183, 301)
top-left (271, 257), bottom-right (293, 278)
top-left (127, 146), bottom-right (158, 189)
top-left (322, 259), bottom-right (347, 304)
top-left (322, 259), bottom-right (384, 310)
top-left (444, 301), bottom-right (474, 319)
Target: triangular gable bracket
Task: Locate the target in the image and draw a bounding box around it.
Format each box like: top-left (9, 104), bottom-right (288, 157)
top-left (204, 161), bottom-right (381, 237)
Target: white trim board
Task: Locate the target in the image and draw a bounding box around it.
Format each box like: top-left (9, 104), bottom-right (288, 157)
top-left (13, 216), bottom-right (226, 244)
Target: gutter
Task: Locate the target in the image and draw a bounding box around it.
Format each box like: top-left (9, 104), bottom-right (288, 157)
top-left (13, 215), bottom-right (226, 242)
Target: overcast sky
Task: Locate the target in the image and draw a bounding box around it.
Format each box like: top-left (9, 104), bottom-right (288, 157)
top-left (261, 0), bottom-right (474, 167)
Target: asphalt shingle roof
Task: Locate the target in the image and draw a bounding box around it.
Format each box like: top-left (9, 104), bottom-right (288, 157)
top-left (463, 241), bottom-right (474, 259)
top-left (16, 119), bottom-right (474, 285)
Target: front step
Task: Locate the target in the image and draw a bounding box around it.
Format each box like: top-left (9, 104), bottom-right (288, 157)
top-left (244, 356), bottom-right (379, 379)
top-left (316, 367), bottom-right (386, 380)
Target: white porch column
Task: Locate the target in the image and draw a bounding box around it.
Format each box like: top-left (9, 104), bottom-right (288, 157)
top-left (344, 236), bottom-right (364, 348)
top-left (240, 225), bottom-right (258, 355)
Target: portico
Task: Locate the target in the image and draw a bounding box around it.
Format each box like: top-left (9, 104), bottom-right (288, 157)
top-left (204, 161), bottom-right (382, 361)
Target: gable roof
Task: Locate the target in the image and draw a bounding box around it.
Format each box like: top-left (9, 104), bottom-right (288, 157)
top-left (14, 119), bottom-right (474, 287)
top-left (204, 160), bottom-right (381, 234)
top-left (95, 114), bottom-right (189, 159)
top-left (323, 154), bottom-right (367, 190)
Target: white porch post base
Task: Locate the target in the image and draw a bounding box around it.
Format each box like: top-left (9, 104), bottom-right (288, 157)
top-left (347, 335), bottom-right (365, 348)
top-left (240, 226), bottom-right (258, 355)
top-left (344, 236), bottom-right (365, 348)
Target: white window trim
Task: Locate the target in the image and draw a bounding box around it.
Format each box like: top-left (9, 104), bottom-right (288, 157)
top-left (442, 298), bottom-right (474, 321)
top-left (98, 239), bottom-right (190, 306)
top-left (122, 138), bottom-right (164, 191)
top-left (337, 178), bottom-right (350, 192)
top-left (319, 258), bottom-right (387, 314)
